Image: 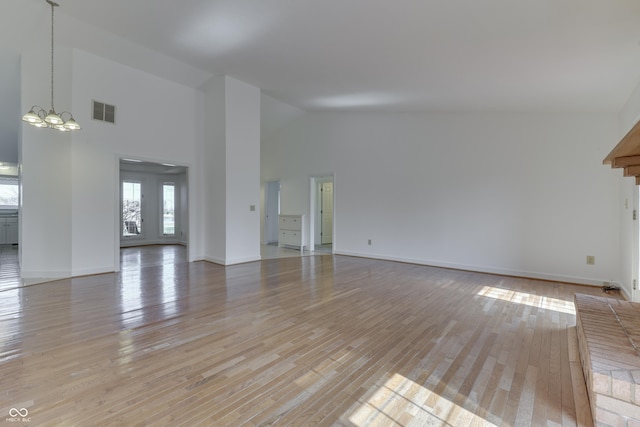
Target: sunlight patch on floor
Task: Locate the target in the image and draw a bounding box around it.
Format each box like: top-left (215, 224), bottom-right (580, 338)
top-left (477, 286), bottom-right (575, 315)
top-left (347, 373), bottom-right (497, 426)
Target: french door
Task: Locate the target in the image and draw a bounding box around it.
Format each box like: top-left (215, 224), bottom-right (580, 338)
top-left (122, 180), bottom-right (143, 238)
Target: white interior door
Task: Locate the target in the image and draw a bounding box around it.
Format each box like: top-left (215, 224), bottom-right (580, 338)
top-left (321, 182), bottom-right (333, 244)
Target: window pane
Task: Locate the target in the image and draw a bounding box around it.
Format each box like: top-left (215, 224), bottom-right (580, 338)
top-left (122, 181), bottom-right (142, 236)
top-left (163, 183), bottom-right (175, 236)
top-left (0, 181), bottom-right (18, 208)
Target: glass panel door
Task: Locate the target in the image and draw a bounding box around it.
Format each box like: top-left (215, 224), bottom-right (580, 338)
top-left (122, 181), bottom-right (142, 237)
top-left (162, 183), bottom-right (175, 236)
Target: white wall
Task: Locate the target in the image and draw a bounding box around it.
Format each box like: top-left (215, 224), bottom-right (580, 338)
top-left (70, 50), bottom-right (203, 276)
top-left (202, 76), bottom-right (261, 265)
top-left (20, 47), bottom-right (205, 278)
top-left (262, 111), bottom-right (621, 286)
top-left (20, 48), bottom-right (73, 278)
top-left (225, 77), bottom-right (261, 263)
top-left (261, 94), bottom-right (304, 139)
top-left (2, 0), bottom-right (210, 278)
top-left (260, 95), bottom-right (304, 243)
top-left (73, 50), bottom-right (202, 272)
top-left (0, 49), bottom-right (20, 163)
top-left (202, 75), bottom-right (227, 263)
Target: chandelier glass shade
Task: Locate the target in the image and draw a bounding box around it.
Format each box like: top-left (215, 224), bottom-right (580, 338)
top-left (22, 0), bottom-right (80, 132)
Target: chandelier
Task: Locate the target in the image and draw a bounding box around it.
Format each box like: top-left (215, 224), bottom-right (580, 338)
top-left (22, 0), bottom-right (80, 131)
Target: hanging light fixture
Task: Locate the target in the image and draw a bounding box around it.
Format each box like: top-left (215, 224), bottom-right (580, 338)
top-left (22, 0), bottom-right (80, 131)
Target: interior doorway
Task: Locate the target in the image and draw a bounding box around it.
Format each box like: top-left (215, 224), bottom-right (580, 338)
top-left (117, 159), bottom-right (189, 271)
top-left (310, 175), bottom-right (334, 253)
top-left (264, 181), bottom-right (280, 245)
top-left (320, 182), bottom-right (333, 245)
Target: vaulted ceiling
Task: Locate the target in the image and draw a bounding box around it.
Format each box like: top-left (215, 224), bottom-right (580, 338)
top-left (45, 0), bottom-right (640, 113)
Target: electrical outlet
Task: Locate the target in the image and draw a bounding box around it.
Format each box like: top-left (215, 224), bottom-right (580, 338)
top-left (249, 205), bottom-right (256, 211)
top-left (586, 256), bottom-right (595, 265)
top-left (368, 239), bottom-right (372, 246)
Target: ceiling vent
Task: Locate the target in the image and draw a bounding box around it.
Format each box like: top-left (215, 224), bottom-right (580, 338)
top-left (92, 100), bottom-right (116, 124)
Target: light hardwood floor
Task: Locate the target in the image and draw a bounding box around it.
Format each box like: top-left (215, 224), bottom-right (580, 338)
top-left (0, 244), bottom-right (19, 292)
top-left (0, 246), bottom-right (615, 426)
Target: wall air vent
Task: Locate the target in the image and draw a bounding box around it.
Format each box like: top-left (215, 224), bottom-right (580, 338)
top-left (92, 100), bottom-right (116, 124)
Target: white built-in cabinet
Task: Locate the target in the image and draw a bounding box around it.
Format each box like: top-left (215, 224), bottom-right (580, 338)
top-left (279, 214), bottom-right (304, 251)
top-left (0, 216), bottom-right (18, 245)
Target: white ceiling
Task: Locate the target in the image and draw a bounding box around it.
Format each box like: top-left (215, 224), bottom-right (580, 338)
top-left (35, 1), bottom-right (640, 112)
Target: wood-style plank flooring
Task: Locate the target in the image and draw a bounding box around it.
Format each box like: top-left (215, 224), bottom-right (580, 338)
top-left (0, 245), bottom-right (617, 426)
top-left (0, 245), bottom-right (19, 292)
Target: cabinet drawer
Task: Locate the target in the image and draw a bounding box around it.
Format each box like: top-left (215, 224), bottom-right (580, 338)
top-left (280, 230), bottom-right (301, 245)
top-left (279, 216), bottom-right (302, 231)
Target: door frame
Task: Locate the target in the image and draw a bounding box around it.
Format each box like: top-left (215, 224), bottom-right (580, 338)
top-left (309, 174), bottom-right (335, 252)
top-left (264, 180), bottom-right (280, 244)
top-left (114, 155), bottom-right (192, 272)
top-left (634, 186), bottom-right (639, 302)
top-left (320, 181), bottom-right (334, 244)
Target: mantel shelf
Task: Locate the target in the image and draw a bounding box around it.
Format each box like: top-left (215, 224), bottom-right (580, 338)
top-left (604, 119), bottom-right (640, 184)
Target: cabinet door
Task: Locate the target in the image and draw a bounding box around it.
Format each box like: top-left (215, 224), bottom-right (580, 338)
top-left (6, 218), bottom-right (18, 244)
top-left (0, 218), bottom-right (6, 244)
top-left (279, 230), bottom-right (292, 245)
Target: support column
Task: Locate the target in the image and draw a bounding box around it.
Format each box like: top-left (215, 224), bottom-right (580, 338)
top-left (202, 75), bottom-right (260, 265)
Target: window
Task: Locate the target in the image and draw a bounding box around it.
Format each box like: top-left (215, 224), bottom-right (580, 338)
top-left (122, 181), bottom-right (142, 236)
top-left (0, 178), bottom-right (19, 209)
top-left (162, 183), bottom-right (175, 236)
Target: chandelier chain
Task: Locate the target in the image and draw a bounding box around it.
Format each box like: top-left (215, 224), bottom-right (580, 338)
top-left (21, 0), bottom-right (81, 131)
top-left (50, 0), bottom-right (55, 110)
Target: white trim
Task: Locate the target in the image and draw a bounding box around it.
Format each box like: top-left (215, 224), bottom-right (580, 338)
top-left (116, 154), bottom-right (193, 265)
top-left (225, 255), bottom-right (261, 265)
top-left (334, 250), bottom-right (606, 287)
top-left (309, 173), bottom-right (335, 252)
top-left (72, 266), bottom-right (115, 277)
top-left (120, 239), bottom-right (183, 248)
top-left (20, 270), bottom-right (71, 280)
top-left (204, 255), bottom-right (261, 266)
top-left (634, 186), bottom-right (639, 302)
top-left (204, 256), bottom-right (225, 265)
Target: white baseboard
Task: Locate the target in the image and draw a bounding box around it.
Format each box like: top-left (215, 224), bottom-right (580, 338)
top-left (120, 239), bottom-right (183, 247)
top-left (72, 266), bottom-right (115, 277)
top-left (20, 270), bottom-right (71, 280)
top-left (204, 255), bottom-right (261, 266)
top-left (334, 250), bottom-right (605, 287)
top-left (204, 255), bottom-right (225, 265)
top-left (620, 286), bottom-right (633, 301)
